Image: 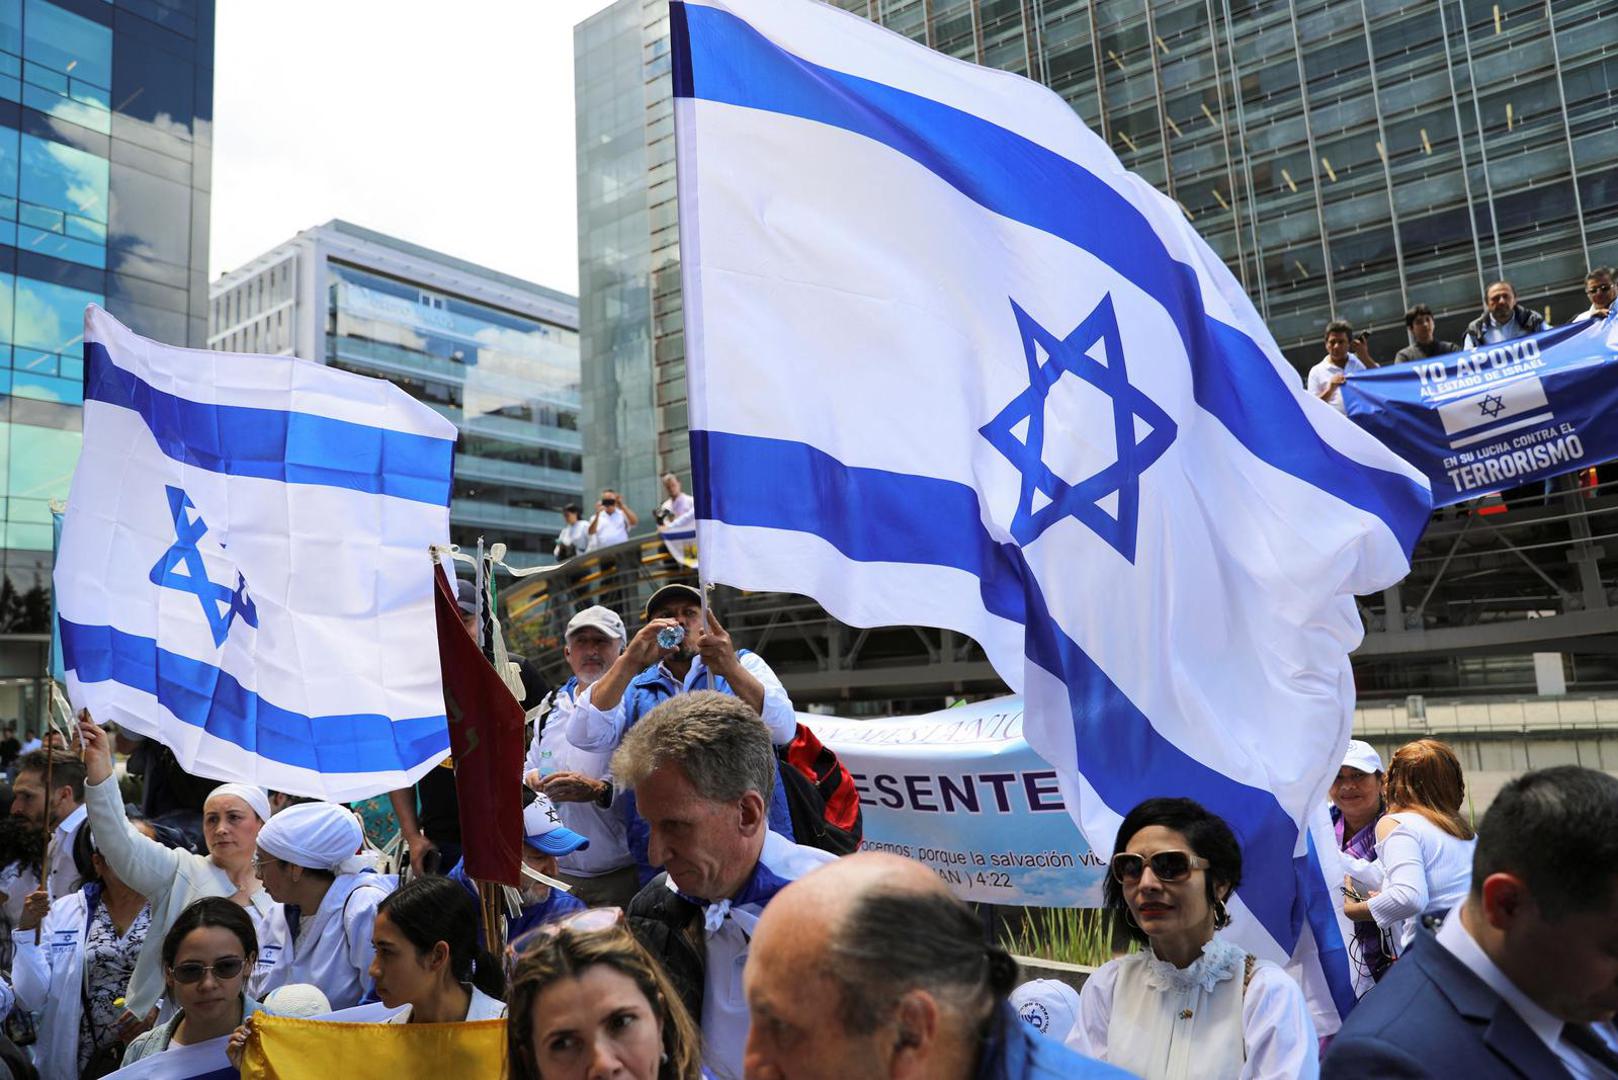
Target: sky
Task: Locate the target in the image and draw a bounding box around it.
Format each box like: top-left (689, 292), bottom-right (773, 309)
top-left (210, 0), bottom-right (617, 296)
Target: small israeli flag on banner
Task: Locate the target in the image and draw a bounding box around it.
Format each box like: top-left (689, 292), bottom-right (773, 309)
top-left (672, 0), bottom-right (1431, 1031)
top-left (54, 307), bottom-right (457, 801)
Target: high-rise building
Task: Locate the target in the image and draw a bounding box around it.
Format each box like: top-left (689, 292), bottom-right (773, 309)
top-left (209, 220), bottom-right (583, 569)
top-left (0, 0), bottom-right (215, 724)
top-left (575, 0), bottom-right (1616, 490)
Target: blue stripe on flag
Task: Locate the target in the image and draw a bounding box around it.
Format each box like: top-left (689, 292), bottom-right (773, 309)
top-left (1303, 828), bottom-right (1360, 1017)
top-left (693, 428), bottom-right (1304, 951)
top-left (60, 618), bottom-right (449, 774)
top-left (84, 342), bottom-right (455, 507)
top-left (671, 2), bottom-right (1430, 555)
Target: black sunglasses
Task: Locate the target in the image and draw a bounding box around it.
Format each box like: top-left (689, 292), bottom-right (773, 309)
top-left (1110, 850), bottom-right (1210, 884)
top-left (169, 957), bottom-right (246, 984)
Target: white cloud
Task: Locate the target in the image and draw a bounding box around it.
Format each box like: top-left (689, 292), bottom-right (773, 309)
top-left (211, 0), bottom-right (617, 296)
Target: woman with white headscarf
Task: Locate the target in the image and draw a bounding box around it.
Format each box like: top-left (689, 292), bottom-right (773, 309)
top-left (252, 801), bottom-right (395, 1009)
top-left (77, 716), bottom-right (289, 1025)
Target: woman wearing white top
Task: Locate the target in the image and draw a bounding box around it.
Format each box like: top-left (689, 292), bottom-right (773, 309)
top-left (251, 801), bottom-right (393, 1010)
top-left (12, 819), bottom-right (158, 1080)
top-left (1342, 738), bottom-right (1476, 956)
top-left (1068, 797), bottom-right (1319, 1080)
top-left (76, 715), bottom-right (279, 1021)
top-left (370, 876), bottom-right (506, 1022)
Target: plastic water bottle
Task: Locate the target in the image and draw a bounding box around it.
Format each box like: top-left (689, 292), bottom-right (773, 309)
top-left (539, 747), bottom-right (557, 778)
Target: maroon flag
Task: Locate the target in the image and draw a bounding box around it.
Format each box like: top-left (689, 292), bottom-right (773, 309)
top-left (434, 570), bottom-right (522, 886)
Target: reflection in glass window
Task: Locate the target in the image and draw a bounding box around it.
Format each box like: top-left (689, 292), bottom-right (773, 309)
top-left (23, 0), bottom-right (109, 87)
top-left (19, 133), bottom-right (106, 222)
top-left (0, 0), bottom-right (17, 56)
top-left (6, 421), bottom-right (79, 509)
top-left (13, 275), bottom-right (99, 354)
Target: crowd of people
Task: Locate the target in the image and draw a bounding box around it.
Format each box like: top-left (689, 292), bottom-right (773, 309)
top-left (1307, 267), bottom-right (1613, 413)
top-left (0, 572), bottom-right (1610, 1080)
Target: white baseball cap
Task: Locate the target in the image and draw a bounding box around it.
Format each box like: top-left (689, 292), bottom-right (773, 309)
top-left (1010, 979), bottom-right (1082, 1043)
top-left (1341, 740), bottom-right (1384, 775)
top-left (566, 605), bottom-right (625, 641)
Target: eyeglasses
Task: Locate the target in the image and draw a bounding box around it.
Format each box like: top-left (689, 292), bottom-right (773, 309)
top-left (1110, 850), bottom-right (1210, 884)
top-left (504, 907), bottom-right (625, 975)
top-left (1588, 282), bottom-right (1615, 296)
top-left (250, 853), bottom-right (281, 873)
top-left (169, 957), bottom-right (246, 984)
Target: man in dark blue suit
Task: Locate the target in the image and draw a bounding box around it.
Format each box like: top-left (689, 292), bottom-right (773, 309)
top-left (1324, 766), bottom-right (1618, 1078)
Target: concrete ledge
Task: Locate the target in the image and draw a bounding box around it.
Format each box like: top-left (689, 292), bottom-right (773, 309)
top-left (1013, 955), bottom-right (1097, 993)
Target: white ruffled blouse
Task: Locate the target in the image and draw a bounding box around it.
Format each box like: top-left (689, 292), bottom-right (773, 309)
top-left (1066, 936), bottom-right (1319, 1080)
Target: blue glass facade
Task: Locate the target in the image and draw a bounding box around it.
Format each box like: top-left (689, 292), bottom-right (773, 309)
top-left (0, 0), bottom-right (213, 633)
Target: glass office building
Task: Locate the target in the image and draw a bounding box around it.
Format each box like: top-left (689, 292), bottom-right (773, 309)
top-left (0, 0), bottom-right (213, 724)
top-left (576, 0), bottom-right (1617, 487)
top-left (210, 221), bottom-right (583, 569)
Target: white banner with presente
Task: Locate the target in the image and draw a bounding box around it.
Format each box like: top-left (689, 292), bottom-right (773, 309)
top-left (803, 696), bottom-right (1105, 906)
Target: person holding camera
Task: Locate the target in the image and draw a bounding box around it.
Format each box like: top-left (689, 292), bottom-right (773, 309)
top-left (1307, 319), bottom-right (1371, 415)
top-left (586, 488), bottom-right (638, 552)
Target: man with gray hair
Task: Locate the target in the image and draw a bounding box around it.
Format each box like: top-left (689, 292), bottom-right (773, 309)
top-left (613, 690), bottom-right (835, 1080)
top-left (743, 851), bottom-right (1128, 1079)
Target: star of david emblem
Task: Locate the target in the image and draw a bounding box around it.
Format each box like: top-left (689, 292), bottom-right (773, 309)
top-left (149, 486), bottom-right (259, 647)
top-left (979, 294), bottom-right (1177, 562)
top-left (1479, 394), bottom-right (1506, 419)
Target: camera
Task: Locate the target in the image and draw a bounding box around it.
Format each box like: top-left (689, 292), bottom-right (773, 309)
top-left (602, 497), bottom-right (616, 507)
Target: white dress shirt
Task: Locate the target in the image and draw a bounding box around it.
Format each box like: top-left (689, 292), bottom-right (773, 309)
top-left (1437, 910), bottom-right (1618, 1079)
top-left (284, 874), bottom-right (391, 1010)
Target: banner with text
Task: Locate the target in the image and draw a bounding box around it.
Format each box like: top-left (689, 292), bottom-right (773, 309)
top-left (803, 697), bottom-right (1105, 906)
top-left (1343, 315), bottom-right (1618, 506)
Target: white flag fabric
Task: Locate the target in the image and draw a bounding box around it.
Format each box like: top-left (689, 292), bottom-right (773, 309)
top-left (671, 0), bottom-right (1431, 1029)
top-left (54, 306), bottom-right (457, 801)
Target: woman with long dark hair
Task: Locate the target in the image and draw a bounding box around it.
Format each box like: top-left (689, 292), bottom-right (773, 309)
top-left (370, 875), bottom-right (505, 1023)
top-left (1068, 797), bottom-right (1318, 1079)
top-left (506, 910), bottom-right (704, 1080)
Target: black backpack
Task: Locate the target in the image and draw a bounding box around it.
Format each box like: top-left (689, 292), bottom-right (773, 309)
top-left (775, 723), bottom-right (862, 856)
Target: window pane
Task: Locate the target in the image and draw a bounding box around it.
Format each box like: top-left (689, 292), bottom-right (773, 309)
top-left (23, 0), bottom-right (109, 87)
top-left (13, 274), bottom-right (99, 353)
top-left (19, 132), bottom-right (107, 222)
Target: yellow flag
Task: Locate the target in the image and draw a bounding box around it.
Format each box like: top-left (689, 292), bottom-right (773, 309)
top-left (240, 1015), bottom-right (506, 1079)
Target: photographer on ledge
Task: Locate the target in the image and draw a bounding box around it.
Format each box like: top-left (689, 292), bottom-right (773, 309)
top-left (586, 487), bottom-right (638, 552)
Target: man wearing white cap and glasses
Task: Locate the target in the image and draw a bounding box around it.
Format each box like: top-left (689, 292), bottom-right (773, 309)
top-left (1331, 739), bottom-right (1392, 986)
top-left (449, 793), bottom-right (589, 941)
top-left (251, 801), bottom-right (394, 1009)
top-left (523, 604), bottom-right (640, 908)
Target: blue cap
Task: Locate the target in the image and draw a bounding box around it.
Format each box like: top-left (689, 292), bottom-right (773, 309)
top-left (524, 794), bottom-right (589, 856)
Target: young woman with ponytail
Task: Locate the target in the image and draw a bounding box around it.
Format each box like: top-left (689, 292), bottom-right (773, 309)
top-left (369, 875), bottom-right (506, 1022)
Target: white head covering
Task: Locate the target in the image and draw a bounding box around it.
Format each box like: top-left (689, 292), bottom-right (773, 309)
top-left (1010, 978), bottom-right (1082, 1044)
top-left (256, 802), bottom-right (371, 875)
top-left (261, 983), bottom-right (332, 1018)
top-left (206, 783), bottom-right (272, 823)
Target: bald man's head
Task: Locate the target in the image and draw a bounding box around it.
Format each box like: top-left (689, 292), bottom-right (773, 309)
top-left (744, 853), bottom-right (1018, 1080)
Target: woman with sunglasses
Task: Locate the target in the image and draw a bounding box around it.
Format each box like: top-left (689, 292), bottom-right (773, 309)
top-left (1341, 738), bottom-right (1475, 957)
top-left (121, 897), bottom-right (259, 1065)
top-left (506, 908), bottom-right (706, 1080)
top-left (1068, 798), bottom-right (1318, 1080)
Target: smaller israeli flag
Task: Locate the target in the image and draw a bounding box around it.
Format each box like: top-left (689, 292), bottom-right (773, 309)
top-left (1435, 375), bottom-right (1552, 449)
top-left (54, 307), bottom-right (457, 801)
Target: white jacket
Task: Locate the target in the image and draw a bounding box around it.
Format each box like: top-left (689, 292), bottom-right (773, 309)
top-left (82, 776), bottom-right (279, 1016)
top-left (10, 889), bottom-right (134, 1080)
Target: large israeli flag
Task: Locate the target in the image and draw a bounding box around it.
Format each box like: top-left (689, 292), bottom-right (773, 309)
top-left (673, 0), bottom-right (1431, 1029)
top-left (54, 307), bottom-right (457, 801)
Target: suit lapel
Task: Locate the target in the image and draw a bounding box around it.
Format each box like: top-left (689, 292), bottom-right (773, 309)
top-left (1406, 932), bottom-right (1575, 1080)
